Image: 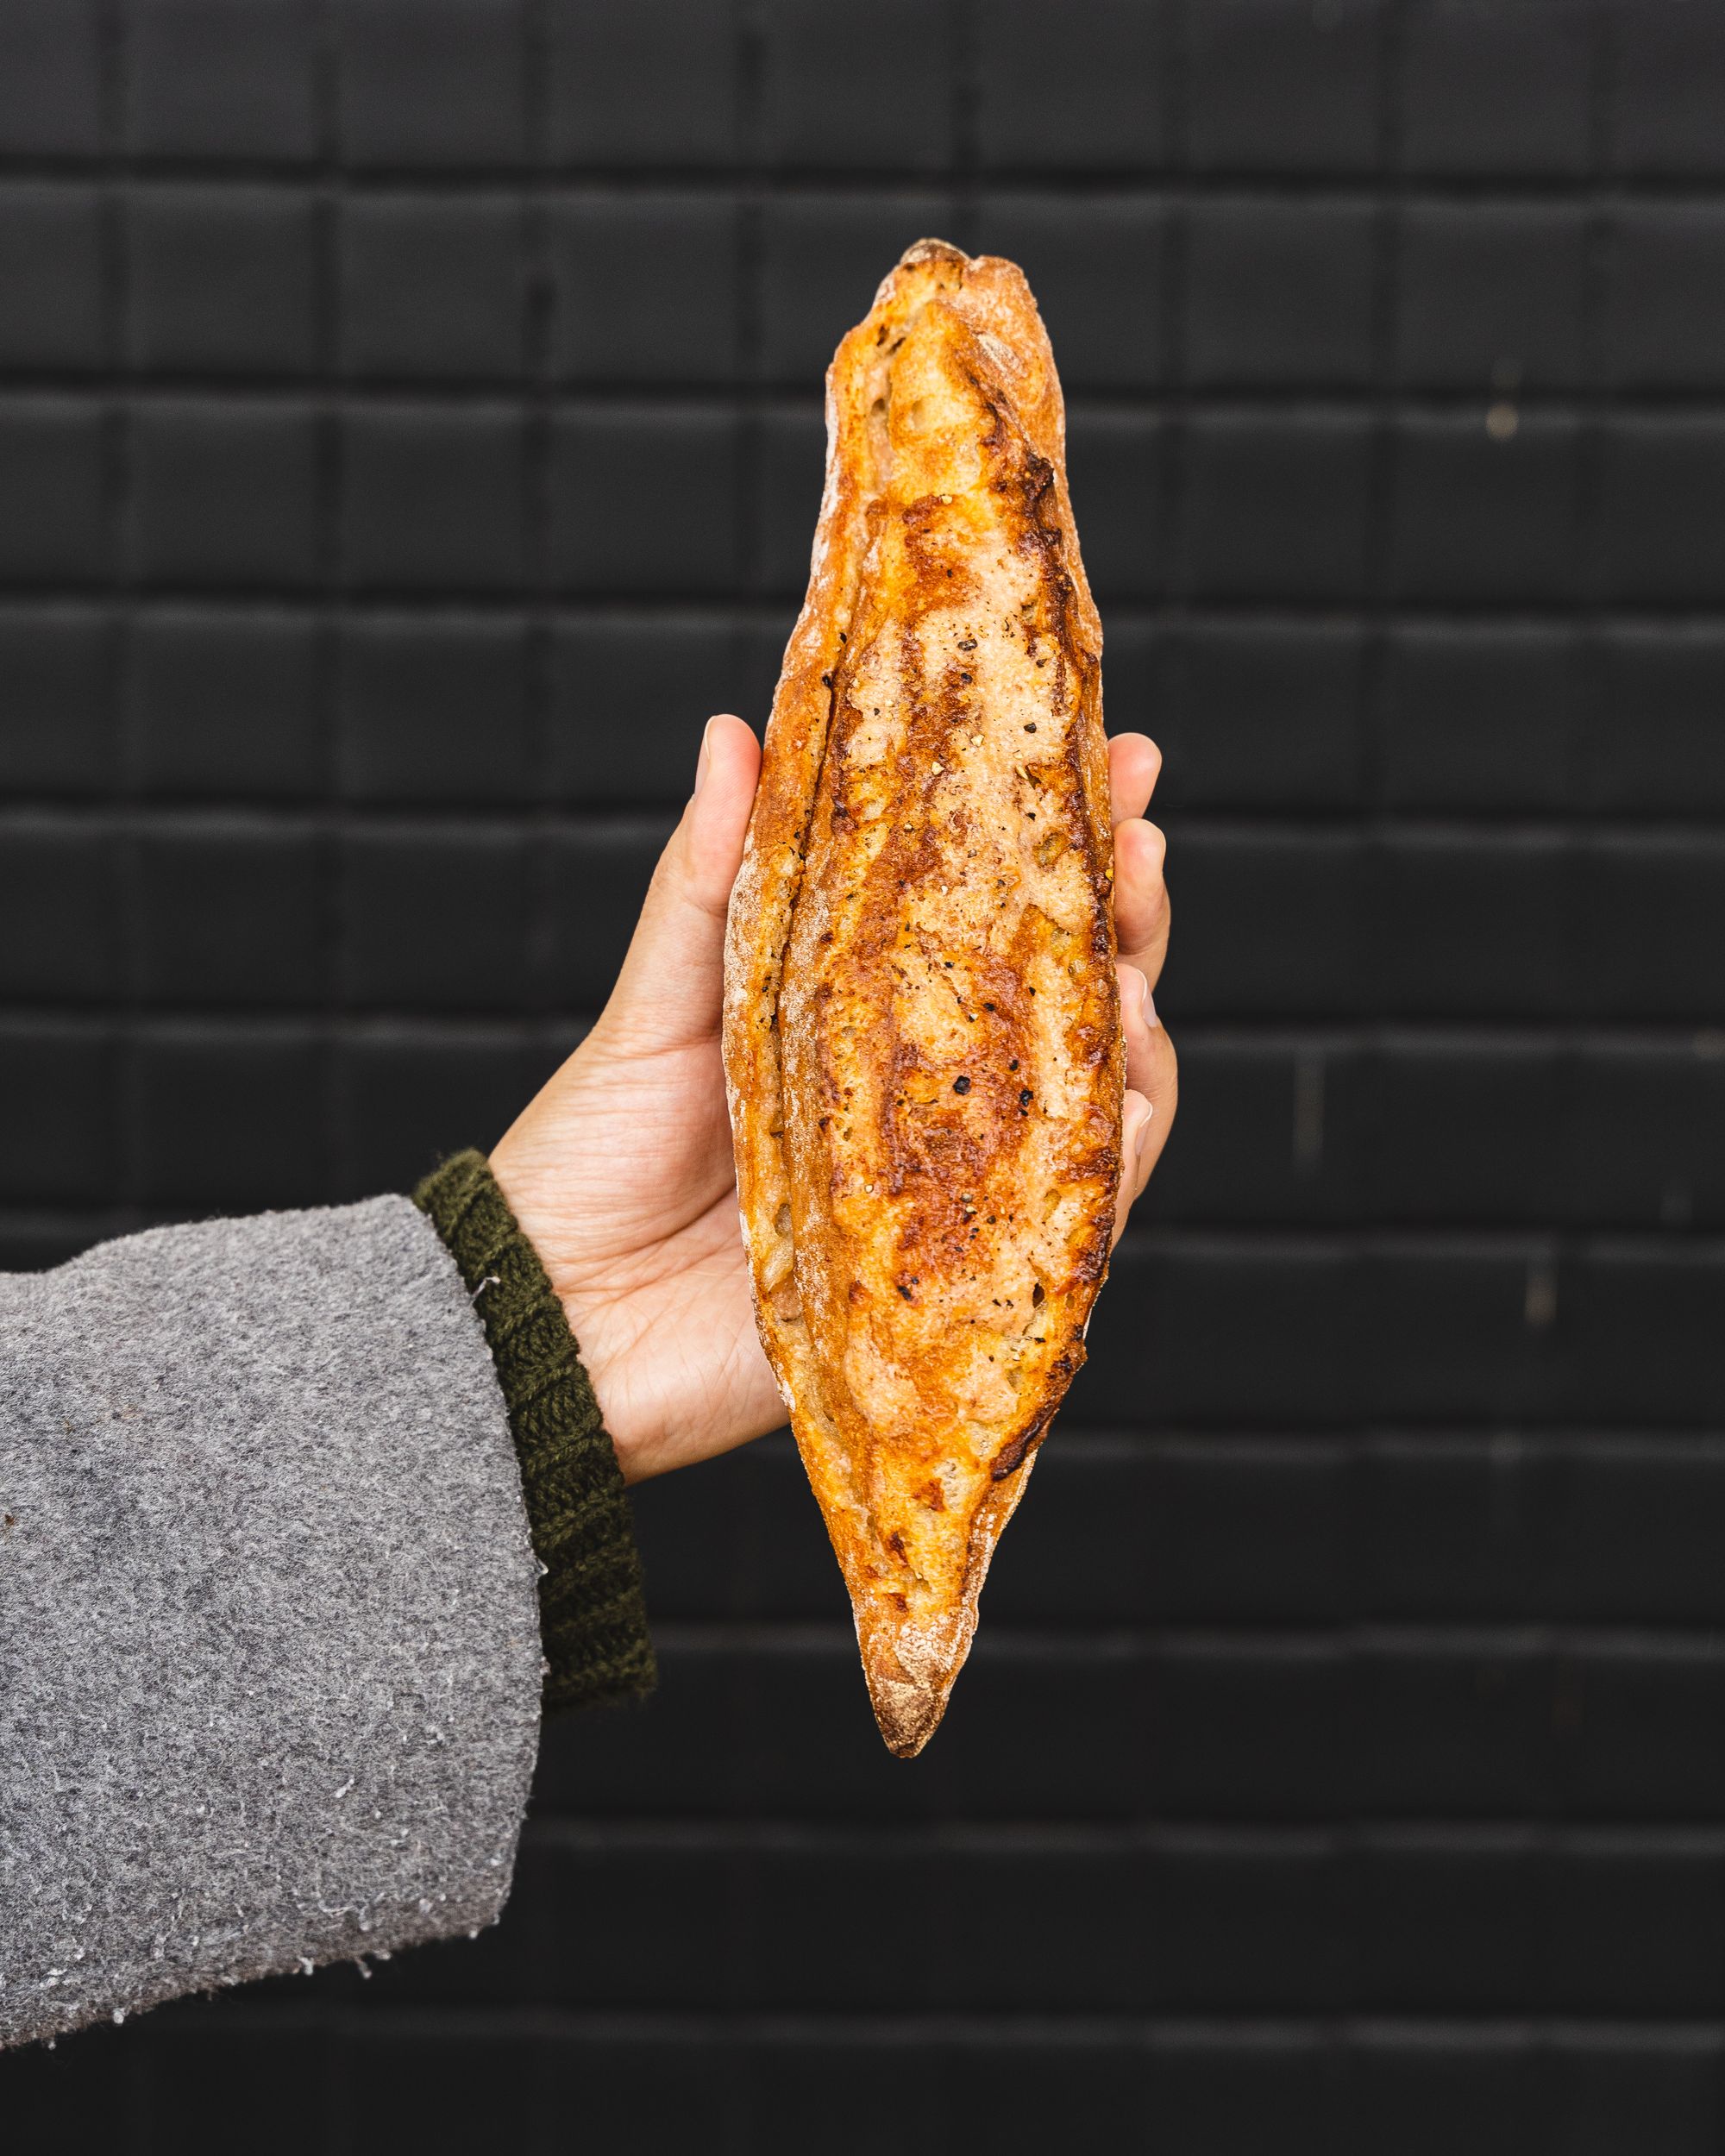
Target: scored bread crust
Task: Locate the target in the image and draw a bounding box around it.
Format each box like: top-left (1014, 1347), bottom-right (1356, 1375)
top-left (722, 239), bottom-right (1122, 1758)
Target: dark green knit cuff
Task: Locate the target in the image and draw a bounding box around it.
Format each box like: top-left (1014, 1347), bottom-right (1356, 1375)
top-left (414, 1149), bottom-right (656, 1715)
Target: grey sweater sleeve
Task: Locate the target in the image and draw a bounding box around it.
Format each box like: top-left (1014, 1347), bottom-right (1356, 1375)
top-left (0, 1196), bottom-right (543, 2050)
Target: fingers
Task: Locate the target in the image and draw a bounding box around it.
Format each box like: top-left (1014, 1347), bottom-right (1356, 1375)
top-left (1113, 964), bottom-right (1178, 1245)
top-left (593, 714), bottom-right (762, 1058)
top-left (1113, 813), bottom-right (1170, 988)
top-left (1107, 732), bottom-right (1161, 825)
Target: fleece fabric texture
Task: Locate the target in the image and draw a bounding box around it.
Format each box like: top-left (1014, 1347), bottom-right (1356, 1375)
top-left (0, 1197), bottom-right (543, 2050)
top-left (415, 1151), bottom-right (656, 1714)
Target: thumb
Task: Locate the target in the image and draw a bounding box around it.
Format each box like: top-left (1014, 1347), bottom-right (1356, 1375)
top-left (592, 713), bottom-right (762, 1059)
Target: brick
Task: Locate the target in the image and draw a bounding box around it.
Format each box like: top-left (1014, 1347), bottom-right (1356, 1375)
top-left (0, 0), bottom-right (100, 156)
top-left (542, 823), bottom-right (666, 1007)
top-left (342, 2030), bottom-right (536, 2148)
top-left (1186, 0), bottom-right (1385, 174)
top-left (1595, 624), bottom-right (1725, 814)
top-left (1064, 412), bottom-right (1164, 602)
top-left (535, 2033), bottom-right (725, 2154)
top-left (1584, 836), bottom-right (1725, 1021)
top-left (1603, 204), bottom-right (1725, 391)
top-left (1596, 418), bottom-right (1725, 604)
top-left (0, 606), bottom-right (113, 792)
top-left (341, 827), bottom-right (530, 1009)
top-left (340, 195), bottom-right (526, 380)
top-left (1366, 1039), bottom-right (1565, 1226)
top-left (1180, 413), bottom-right (1372, 601)
top-left (756, 405), bottom-right (826, 597)
top-left (1389, 412), bottom-right (1579, 603)
top-left (1395, 203), bottom-right (1586, 392)
top-left (549, 195), bottom-right (739, 385)
top-left (1158, 830), bottom-right (1362, 1018)
top-left (341, 404), bottom-right (524, 590)
top-left (752, 1840), bottom-right (943, 2009)
top-left (337, 1022), bottom-right (533, 1193)
top-left (129, 400), bottom-right (318, 588)
top-left (1354, 1437), bottom-right (1538, 1622)
top-left (1151, 1639), bottom-right (1349, 1818)
top-left (134, 822), bottom-right (323, 1006)
top-left (0, 399), bottom-right (108, 583)
top-left (3, 2006), bottom-right (134, 2139)
top-left (135, 1023), bottom-right (323, 1206)
top-left (1563, 1639), bottom-right (1725, 1813)
top-left (335, 0), bottom-right (525, 168)
top-left (127, 0), bottom-right (319, 161)
top-left (0, 818), bottom-right (116, 999)
top-left (971, 195), bottom-right (1166, 392)
top-left (1571, 1044), bottom-right (1725, 1232)
top-left (1360, 1638), bottom-right (1556, 1813)
top-left (1551, 2030), bottom-right (1722, 2156)
top-left (1138, 1037), bottom-right (1358, 1228)
top-left (1151, 2031), bottom-right (1334, 2156)
top-left (964, 2041), bottom-right (1149, 2153)
top-left (340, 612), bottom-right (530, 802)
top-left (1184, 197), bottom-right (1377, 390)
top-left (946, 1843), bottom-right (1151, 2011)
top-left (1013, 1436), bottom-right (1346, 1626)
top-left (130, 607), bottom-right (324, 798)
top-left (975, 0), bottom-right (1167, 171)
top-left (135, 2021), bottom-right (336, 2156)
top-left (1358, 1832), bottom-right (1538, 2009)
top-left (1546, 1837), bottom-right (1725, 2015)
top-left (551, 409), bottom-right (741, 594)
top-left (1566, 1253), bottom-right (1725, 1426)
top-left (1399, 0), bottom-right (1592, 176)
top-left (547, 612), bottom-right (742, 805)
top-left (1381, 623), bottom-right (1580, 812)
top-left (128, 187), bottom-right (317, 376)
top-left (1608, 0), bottom-right (1725, 176)
top-left (1569, 2031), bottom-right (1724, 2153)
top-left (1153, 620), bottom-right (1365, 812)
top-left (740, 610), bottom-right (797, 716)
top-left (1081, 1237), bottom-right (1344, 1427)
top-left (1349, 2028), bottom-right (1540, 2156)
top-left (547, 0), bottom-right (738, 166)
top-left (1084, 1238), bottom-right (1557, 1427)
top-left (756, 0), bottom-right (955, 172)
top-left (1372, 830), bottom-right (1573, 1018)
top-left (630, 1434), bottom-right (847, 1621)
top-left (758, 197), bottom-right (951, 389)
top-left (1101, 616), bottom-right (1157, 741)
top-left (0, 185), bottom-right (104, 372)
top-left (0, 1018), bottom-right (116, 1203)
top-left (762, 2042), bottom-right (948, 2156)
top-left (1544, 1438), bottom-right (1725, 1622)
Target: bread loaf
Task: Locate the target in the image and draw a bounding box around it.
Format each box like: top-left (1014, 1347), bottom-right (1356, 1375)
top-left (723, 239), bottom-right (1122, 1756)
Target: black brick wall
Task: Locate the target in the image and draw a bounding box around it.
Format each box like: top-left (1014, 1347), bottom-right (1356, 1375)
top-left (4, 2), bottom-right (1724, 2149)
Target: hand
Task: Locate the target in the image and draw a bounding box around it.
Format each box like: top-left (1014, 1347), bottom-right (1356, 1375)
top-left (490, 717), bottom-right (1176, 1486)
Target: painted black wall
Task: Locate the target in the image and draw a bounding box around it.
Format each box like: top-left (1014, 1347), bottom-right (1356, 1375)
top-left (5, 1), bottom-right (1725, 2149)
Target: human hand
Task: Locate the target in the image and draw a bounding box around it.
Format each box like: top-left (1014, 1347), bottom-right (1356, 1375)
top-left (490, 717), bottom-right (1175, 1486)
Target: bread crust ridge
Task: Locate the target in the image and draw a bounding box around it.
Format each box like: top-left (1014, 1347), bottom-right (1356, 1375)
top-left (723, 239), bottom-right (1122, 1757)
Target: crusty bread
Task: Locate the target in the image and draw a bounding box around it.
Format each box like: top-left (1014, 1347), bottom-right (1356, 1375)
top-left (722, 239), bottom-right (1122, 1757)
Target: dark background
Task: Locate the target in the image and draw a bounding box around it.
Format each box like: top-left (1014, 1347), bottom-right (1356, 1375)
top-left (4, 0), bottom-right (1725, 2148)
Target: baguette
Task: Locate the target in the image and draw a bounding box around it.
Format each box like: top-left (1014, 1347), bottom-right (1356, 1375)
top-left (723, 239), bottom-right (1122, 1757)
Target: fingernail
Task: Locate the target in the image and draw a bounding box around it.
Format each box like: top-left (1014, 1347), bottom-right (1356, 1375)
top-left (1142, 986), bottom-right (1157, 1029)
top-left (1134, 1107), bottom-right (1152, 1157)
top-left (693, 717), bottom-right (717, 797)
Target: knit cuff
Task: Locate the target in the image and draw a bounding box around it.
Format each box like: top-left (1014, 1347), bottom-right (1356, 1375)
top-left (414, 1149), bottom-right (656, 1715)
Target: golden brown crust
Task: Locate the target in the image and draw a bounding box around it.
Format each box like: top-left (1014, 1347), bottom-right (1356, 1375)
top-left (723, 240), bottom-right (1121, 1757)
